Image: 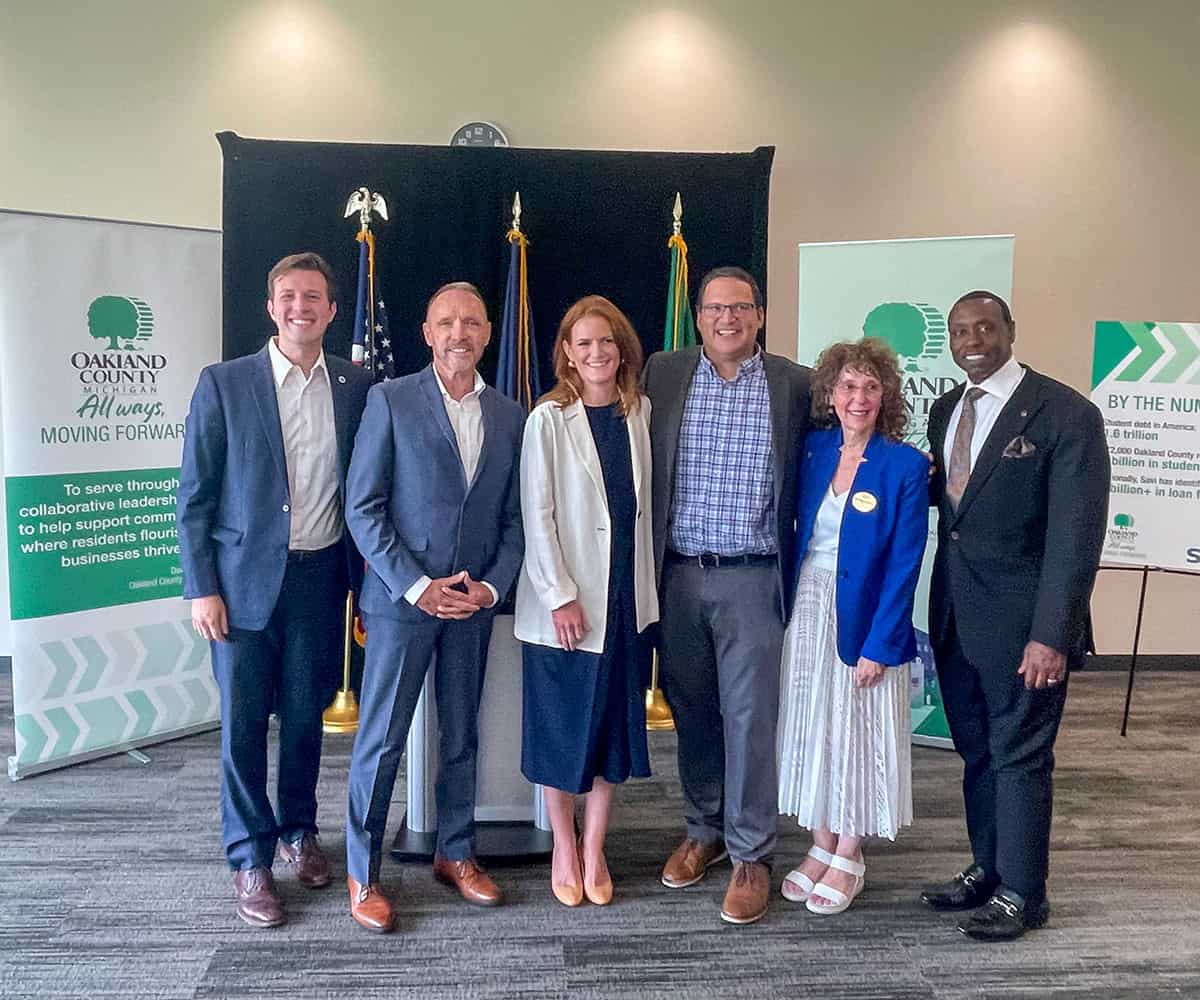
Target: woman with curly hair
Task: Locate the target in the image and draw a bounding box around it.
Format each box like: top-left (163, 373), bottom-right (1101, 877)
top-left (776, 338), bottom-right (929, 915)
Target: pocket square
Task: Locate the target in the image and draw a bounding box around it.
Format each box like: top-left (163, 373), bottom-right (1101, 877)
top-left (1002, 435), bottom-right (1036, 459)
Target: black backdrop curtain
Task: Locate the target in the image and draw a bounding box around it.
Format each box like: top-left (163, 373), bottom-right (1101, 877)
top-left (218, 132), bottom-right (774, 379)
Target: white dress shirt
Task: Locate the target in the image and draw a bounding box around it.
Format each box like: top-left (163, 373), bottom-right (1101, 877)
top-left (942, 356), bottom-right (1027, 474)
top-left (403, 367), bottom-right (498, 607)
top-left (267, 337), bottom-right (341, 551)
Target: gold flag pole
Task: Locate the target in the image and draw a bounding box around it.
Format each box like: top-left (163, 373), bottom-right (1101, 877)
top-left (323, 591), bottom-right (359, 734)
top-left (324, 186), bottom-right (389, 736)
top-left (645, 193), bottom-right (683, 733)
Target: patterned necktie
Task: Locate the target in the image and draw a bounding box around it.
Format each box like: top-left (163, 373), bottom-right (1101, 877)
top-left (945, 387), bottom-right (986, 508)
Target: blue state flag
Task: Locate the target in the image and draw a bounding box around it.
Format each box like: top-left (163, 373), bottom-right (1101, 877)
top-left (496, 228), bottom-right (540, 411)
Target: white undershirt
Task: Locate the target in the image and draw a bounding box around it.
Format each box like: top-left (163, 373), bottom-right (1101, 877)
top-left (268, 337), bottom-right (341, 551)
top-left (941, 356), bottom-right (1027, 474)
top-left (403, 367), bottom-right (498, 607)
top-left (806, 485), bottom-right (847, 571)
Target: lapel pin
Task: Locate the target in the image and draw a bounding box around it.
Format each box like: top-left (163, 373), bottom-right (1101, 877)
top-left (1020, 409), bottom-right (1027, 417)
top-left (338, 375), bottom-right (346, 384)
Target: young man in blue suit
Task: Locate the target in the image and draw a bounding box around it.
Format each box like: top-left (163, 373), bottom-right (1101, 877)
top-left (177, 252), bottom-right (372, 928)
top-left (342, 282), bottom-right (524, 933)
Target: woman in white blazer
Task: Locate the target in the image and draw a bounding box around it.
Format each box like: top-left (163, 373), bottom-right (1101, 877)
top-left (515, 295), bottom-right (658, 908)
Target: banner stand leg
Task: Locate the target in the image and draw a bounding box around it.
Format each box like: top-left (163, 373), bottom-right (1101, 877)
top-left (1120, 565), bottom-right (1151, 738)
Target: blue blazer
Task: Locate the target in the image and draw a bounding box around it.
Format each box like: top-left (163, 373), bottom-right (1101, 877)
top-left (176, 344), bottom-right (372, 631)
top-left (792, 428), bottom-right (930, 667)
top-left (345, 365), bottom-right (525, 622)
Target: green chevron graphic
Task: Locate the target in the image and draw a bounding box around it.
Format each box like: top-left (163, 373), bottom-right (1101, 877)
top-left (107, 630), bottom-right (140, 687)
top-left (14, 713), bottom-right (49, 762)
top-left (180, 619), bottom-right (208, 672)
top-left (77, 697), bottom-right (130, 752)
top-left (1119, 322), bottom-right (1165, 381)
top-left (74, 637), bottom-right (108, 695)
top-left (157, 685), bottom-right (186, 729)
top-left (44, 706), bottom-right (80, 758)
top-left (1094, 321), bottom-right (1200, 387)
top-left (183, 678), bottom-right (214, 721)
top-left (1155, 323), bottom-right (1199, 381)
top-left (41, 641), bottom-right (78, 699)
top-left (13, 620), bottom-right (217, 769)
top-left (126, 690), bottom-right (157, 740)
top-left (136, 623), bottom-right (182, 680)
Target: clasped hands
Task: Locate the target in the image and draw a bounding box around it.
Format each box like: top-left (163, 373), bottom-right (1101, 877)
top-left (417, 570), bottom-right (495, 620)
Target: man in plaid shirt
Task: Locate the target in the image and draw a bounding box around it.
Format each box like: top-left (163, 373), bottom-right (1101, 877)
top-left (643, 266), bottom-right (812, 925)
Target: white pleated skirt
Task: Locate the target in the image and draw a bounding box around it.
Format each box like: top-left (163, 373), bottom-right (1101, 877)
top-left (777, 559), bottom-right (913, 840)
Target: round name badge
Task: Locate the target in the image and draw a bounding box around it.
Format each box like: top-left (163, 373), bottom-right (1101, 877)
top-left (851, 490), bottom-right (878, 513)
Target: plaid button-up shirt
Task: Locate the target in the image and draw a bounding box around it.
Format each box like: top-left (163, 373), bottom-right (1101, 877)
top-left (668, 349), bottom-right (776, 556)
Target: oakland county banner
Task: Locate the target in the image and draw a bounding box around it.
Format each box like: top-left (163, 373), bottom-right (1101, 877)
top-left (1091, 321), bottom-right (1200, 570)
top-left (0, 210), bottom-right (221, 778)
top-left (797, 235), bottom-right (1014, 749)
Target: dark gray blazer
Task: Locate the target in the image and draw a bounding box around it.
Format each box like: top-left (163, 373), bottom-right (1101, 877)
top-left (927, 366), bottom-right (1111, 672)
top-left (642, 346), bottom-right (812, 620)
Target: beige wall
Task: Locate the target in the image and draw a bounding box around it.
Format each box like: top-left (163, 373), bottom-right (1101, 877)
top-left (2, 1), bottom-right (1197, 652)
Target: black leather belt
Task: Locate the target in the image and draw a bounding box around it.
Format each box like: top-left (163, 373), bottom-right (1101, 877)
top-left (665, 550), bottom-right (775, 569)
top-left (287, 542), bottom-right (339, 563)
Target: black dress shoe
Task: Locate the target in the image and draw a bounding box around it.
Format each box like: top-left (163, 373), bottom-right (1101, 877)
top-left (920, 864), bottom-right (997, 911)
top-left (957, 890), bottom-right (1050, 941)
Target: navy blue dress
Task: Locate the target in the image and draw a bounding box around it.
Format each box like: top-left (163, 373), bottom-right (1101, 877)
top-left (521, 402), bottom-right (652, 794)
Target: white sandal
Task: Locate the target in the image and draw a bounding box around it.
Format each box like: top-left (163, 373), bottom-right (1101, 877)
top-left (805, 853), bottom-right (865, 915)
top-left (780, 845), bottom-right (834, 903)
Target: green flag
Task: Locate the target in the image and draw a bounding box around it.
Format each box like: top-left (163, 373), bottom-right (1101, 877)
top-left (663, 232), bottom-right (697, 351)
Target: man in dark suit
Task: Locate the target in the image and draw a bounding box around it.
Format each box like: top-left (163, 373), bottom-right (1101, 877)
top-left (922, 290), bottom-right (1110, 940)
top-left (177, 252), bottom-right (372, 928)
top-left (342, 282), bottom-right (524, 933)
top-left (642, 266), bottom-right (811, 925)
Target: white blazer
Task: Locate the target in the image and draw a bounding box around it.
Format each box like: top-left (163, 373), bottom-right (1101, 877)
top-left (513, 396), bottom-right (659, 654)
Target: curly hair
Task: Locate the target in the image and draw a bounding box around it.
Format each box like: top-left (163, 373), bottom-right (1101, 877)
top-left (540, 295), bottom-right (644, 416)
top-left (810, 338), bottom-right (908, 441)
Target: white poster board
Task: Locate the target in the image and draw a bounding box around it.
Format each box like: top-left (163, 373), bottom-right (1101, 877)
top-left (0, 210), bottom-right (221, 777)
top-left (1091, 320), bottom-right (1200, 570)
top-left (797, 235), bottom-right (1015, 746)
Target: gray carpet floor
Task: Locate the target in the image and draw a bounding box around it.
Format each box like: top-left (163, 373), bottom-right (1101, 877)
top-left (1, 668), bottom-right (1198, 999)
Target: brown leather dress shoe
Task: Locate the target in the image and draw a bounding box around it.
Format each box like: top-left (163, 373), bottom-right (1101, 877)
top-left (233, 866), bottom-right (286, 928)
top-left (661, 837), bottom-right (729, 888)
top-left (433, 856), bottom-right (503, 907)
top-left (721, 861), bottom-right (770, 925)
top-left (278, 832), bottom-right (331, 888)
top-left (348, 876), bottom-right (396, 934)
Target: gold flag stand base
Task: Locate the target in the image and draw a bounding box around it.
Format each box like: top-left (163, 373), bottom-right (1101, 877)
top-left (645, 686), bottom-right (675, 731)
top-left (322, 592), bottom-right (360, 735)
top-left (322, 687), bottom-right (360, 735)
top-left (644, 649), bottom-right (675, 731)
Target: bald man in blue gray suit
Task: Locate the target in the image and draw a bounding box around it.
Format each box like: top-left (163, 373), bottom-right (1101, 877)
top-left (342, 282), bottom-right (524, 933)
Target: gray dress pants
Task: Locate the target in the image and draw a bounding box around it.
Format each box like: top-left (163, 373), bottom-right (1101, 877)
top-left (658, 559), bottom-right (783, 864)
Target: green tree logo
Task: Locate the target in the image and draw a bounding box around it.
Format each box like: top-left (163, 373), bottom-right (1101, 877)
top-left (1113, 513), bottom-right (1135, 528)
top-left (87, 296), bottom-right (153, 351)
top-left (862, 302), bottom-right (947, 372)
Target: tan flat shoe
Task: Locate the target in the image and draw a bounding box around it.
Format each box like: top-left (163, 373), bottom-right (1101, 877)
top-left (581, 838), bottom-right (613, 906)
top-left (551, 839), bottom-right (584, 907)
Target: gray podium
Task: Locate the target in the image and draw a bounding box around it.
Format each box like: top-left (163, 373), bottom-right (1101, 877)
top-left (390, 614), bottom-right (553, 861)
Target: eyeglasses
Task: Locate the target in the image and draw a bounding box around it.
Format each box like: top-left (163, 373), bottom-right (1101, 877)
top-left (699, 302), bottom-right (758, 318)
